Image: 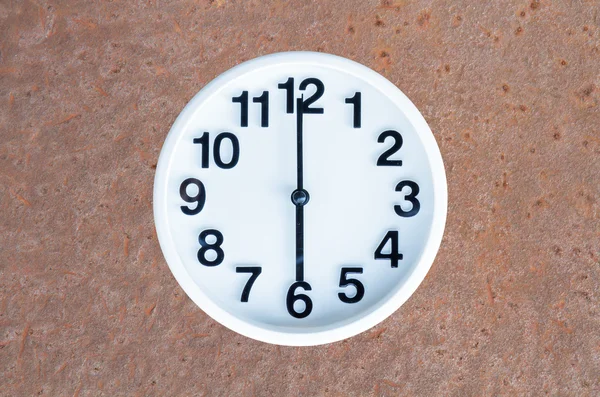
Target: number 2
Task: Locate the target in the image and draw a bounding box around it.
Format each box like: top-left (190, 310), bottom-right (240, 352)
top-left (299, 78), bottom-right (324, 114)
top-left (377, 130), bottom-right (403, 166)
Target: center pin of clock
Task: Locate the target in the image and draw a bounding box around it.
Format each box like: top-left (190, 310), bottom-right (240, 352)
top-left (290, 189), bottom-right (310, 206)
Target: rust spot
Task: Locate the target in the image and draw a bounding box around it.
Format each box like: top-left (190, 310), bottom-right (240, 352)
top-left (559, 59), bottom-right (567, 66)
top-left (94, 85), bottom-right (109, 97)
top-left (375, 48), bottom-right (392, 71)
top-left (124, 234), bottom-right (130, 257)
top-left (519, 104), bottom-right (528, 112)
top-left (11, 189), bottom-right (32, 207)
top-left (553, 132), bottom-right (561, 140)
top-left (18, 323), bottom-right (30, 360)
top-left (579, 84), bottom-right (594, 98)
top-left (369, 327), bottom-right (387, 339)
top-left (417, 9), bottom-right (431, 28)
top-left (575, 84), bottom-right (597, 107)
top-left (530, 0), bottom-right (540, 10)
top-left (444, 64), bottom-right (450, 72)
top-left (486, 280), bottom-right (494, 305)
top-left (520, 10), bottom-right (526, 17)
top-left (347, 25), bottom-right (355, 34)
top-left (502, 84), bottom-right (509, 93)
top-left (173, 19), bottom-right (182, 35)
top-left (375, 15), bottom-right (385, 27)
top-left (45, 113), bottom-right (80, 126)
top-left (145, 302), bottom-right (157, 316)
top-left (553, 319), bottom-right (574, 334)
top-left (452, 14), bottom-right (462, 27)
top-left (515, 26), bottom-right (523, 35)
top-left (381, 379), bottom-right (403, 388)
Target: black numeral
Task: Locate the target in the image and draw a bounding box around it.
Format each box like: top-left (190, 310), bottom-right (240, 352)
top-left (236, 267), bottom-right (262, 302)
top-left (338, 267), bottom-right (365, 304)
top-left (377, 130), bottom-right (403, 166)
top-left (232, 91), bottom-right (249, 127)
top-left (197, 229), bottom-right (224, 267)
top-left (278, 77), bottom-right (294, 113)
top-left (395, 180), bottom-right (420, 217)
top-left (193, 132), bottom-right (240, 169)
top-left (213, 132), bottom-right (240, 169)
top-left (179, 178), bottom-right (206, 215)
top-left (278, 77), bottom-right (325, 114)
top-left (299, 78), bottom-right (324, 114)
top-left (193, 132), bottom-right (210, 168)
top-left (252, 91), bottom-right (269, 127)
top-left (374, 231), bottom-right (403, 268)
top-left (286, 281), bottom-right (313, 319)
top-left (233, 91), bottom-right (269, 127)
top-left (345, 92), bottom-right (361, 128)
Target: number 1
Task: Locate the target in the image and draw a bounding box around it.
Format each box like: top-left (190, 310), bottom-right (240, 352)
top-left (345, 92), bottom-right (361, 128)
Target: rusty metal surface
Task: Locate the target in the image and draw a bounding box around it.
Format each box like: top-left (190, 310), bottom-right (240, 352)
top-left (1, 0), bottom-right (599, 395)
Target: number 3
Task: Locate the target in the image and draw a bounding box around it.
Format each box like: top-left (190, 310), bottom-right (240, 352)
top-left (395, 180), bottom-right (420, 217)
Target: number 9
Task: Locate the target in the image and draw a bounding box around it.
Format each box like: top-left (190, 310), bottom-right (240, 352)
top-left (179, 178), bottom-right (206, 215)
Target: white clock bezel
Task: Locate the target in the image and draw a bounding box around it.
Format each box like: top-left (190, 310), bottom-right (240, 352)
top-left (153, 51), bottom-right (447, 346)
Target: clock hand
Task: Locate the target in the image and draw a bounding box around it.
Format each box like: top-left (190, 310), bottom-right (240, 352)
top-left (291, 96), bottom-right (310, 282)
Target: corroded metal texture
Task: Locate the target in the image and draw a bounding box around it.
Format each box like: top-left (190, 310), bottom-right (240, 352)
top-left (1, 0), bottom-right (599, 395)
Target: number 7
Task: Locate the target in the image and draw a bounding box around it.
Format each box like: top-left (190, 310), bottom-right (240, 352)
top-left (235, 267), bottom-right (262, 302)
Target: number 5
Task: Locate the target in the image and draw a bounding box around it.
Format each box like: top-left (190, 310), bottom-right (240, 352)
top-left (338, 267), bottom-right (365, 304)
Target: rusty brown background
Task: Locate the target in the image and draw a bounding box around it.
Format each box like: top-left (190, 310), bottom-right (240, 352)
top-left (1, 0), bottom-right (599, 395)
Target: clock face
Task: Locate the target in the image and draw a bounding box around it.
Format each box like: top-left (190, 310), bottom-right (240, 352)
top-left (154, 52), bottom-right (447, 346)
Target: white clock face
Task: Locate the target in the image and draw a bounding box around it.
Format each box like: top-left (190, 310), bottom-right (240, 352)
top-left (154, 52), bottom-right (447, 346)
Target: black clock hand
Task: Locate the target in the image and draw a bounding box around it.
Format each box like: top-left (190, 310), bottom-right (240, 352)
top-left (291, 96), bottom-right (310, 282)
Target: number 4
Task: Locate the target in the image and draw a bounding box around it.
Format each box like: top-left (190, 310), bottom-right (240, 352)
top-left (374, 231), bottom-right (403, 268)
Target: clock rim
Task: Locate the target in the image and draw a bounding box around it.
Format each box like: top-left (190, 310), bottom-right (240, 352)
top-left (153, 51), bottom-right (448, 346)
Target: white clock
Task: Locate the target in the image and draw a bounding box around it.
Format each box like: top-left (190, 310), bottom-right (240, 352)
top-left (153, 52), bottom-right (447, 346)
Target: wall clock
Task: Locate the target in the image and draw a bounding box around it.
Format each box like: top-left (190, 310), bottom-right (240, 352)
top-left (153, 52), bottom-right (447, 346)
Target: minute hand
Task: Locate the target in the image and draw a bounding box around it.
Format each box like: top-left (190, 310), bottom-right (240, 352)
top-left (291, 97), bottom-right (310, 282)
